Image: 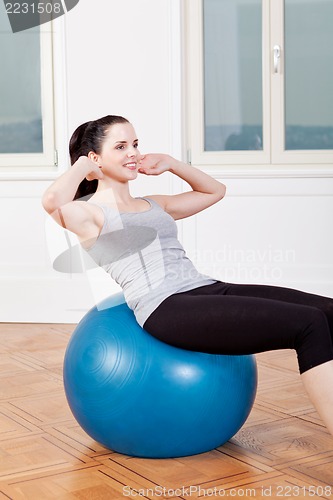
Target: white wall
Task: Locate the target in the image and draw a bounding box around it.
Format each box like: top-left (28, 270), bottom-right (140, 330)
top-left (0, 0), bottom-right (332, 323)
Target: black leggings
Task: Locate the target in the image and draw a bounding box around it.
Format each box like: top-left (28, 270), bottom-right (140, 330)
top-left (143, 281), bottom-right (333, 374)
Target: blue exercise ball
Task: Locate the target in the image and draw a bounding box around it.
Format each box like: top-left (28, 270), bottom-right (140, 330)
top-left (63, 293), bottom-right (257, 458)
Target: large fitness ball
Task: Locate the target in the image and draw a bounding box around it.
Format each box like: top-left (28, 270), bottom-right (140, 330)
top-left (63, 293), bottom-right (257, 458)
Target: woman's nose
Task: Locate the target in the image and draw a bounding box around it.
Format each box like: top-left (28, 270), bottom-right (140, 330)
top-left (127, 148), bottom-right (137, 157)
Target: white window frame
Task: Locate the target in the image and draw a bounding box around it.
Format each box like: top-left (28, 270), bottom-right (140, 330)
top-left (0, 18), bottom-right (66, 176)
top-left (184, 0), bottom-right (333, 177)
top-left (271, 0), bottom-right (333, 166)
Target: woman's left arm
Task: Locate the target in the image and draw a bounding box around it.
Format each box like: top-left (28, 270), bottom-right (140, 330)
top-left (139, 154), bottom-right (226, 220)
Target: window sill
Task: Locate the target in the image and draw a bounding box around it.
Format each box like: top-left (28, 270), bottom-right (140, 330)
top-left (0, 166), bottom-right (68, 181)
top-left (197, 164), bottom-right (333, 179)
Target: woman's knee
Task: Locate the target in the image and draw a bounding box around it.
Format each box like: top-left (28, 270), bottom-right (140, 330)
top-left (295, 307), bottom-right (333, 374)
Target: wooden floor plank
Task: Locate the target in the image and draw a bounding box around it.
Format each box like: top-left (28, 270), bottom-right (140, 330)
top-left (227, 417), bottom-right (333, 467)
top-left (5, 392), bottom-right (74, 427)
top-left (0, 404), bottom-right (42, 441)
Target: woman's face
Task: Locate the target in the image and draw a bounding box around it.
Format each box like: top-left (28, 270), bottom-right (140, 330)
top-left (94, 122), bottom-right (141, 180)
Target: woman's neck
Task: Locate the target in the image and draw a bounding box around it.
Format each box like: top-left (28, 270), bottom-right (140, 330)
top-left (93, 180), bottom-right (133, 205)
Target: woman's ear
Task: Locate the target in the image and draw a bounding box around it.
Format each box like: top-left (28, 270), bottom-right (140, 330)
top-left (87, 151), bottom-right (100, 165)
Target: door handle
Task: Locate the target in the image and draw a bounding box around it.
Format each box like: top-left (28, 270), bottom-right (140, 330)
top-left (273, 44), bottom-right (281, 73)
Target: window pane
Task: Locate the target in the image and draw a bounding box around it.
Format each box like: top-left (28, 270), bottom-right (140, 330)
top-left (203, 0), bottom-right (263, 151)
top-left (0, 3), bottom-right (42, 154)
top-left (285, 0), bottom-right (333, 150)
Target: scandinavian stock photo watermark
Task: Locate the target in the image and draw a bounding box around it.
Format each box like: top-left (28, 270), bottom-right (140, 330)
top-left (3, 0), bottom-right (80, 33)
top-left (192, 244), bottom-right (297, 282)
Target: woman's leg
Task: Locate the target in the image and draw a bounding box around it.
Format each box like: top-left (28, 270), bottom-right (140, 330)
top-left (215, 281), bottom-right (333, 339)
top-left (144, 289), bottom-right (333, 373)
top-left (143, 286), bottom-right (333, 434)
top-left (208, 282), bottom-right (333, 432)
top-left (301, 361), bottom-right (333, 435)
top-left (169, 281), bottom-right (333, 339)
top-left (220, 284), bottom-right (333, 435)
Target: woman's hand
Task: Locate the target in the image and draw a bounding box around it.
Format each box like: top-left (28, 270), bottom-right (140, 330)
top-left (74, 156), bottom-right (105, 181)
top-left (138, 154), bottom-right (176, 176)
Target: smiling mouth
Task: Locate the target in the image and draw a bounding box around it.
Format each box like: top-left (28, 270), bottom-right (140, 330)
top-left (124, 162), bottom-right (137, 169)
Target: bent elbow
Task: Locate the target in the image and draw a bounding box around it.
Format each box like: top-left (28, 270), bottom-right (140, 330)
top-left (41, 192), bottom-right (59, 214)
top-left (218, 183), bottom-right (227, 200)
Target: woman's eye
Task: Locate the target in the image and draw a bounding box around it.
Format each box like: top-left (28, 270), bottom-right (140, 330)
top-left (134, 143), bottom-right (139, 148)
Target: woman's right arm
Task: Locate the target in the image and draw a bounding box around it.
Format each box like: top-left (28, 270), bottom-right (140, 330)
top-left (41, 156), bottom-right (103, 235)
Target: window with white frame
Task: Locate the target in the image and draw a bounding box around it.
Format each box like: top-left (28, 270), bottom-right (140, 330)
top-left (0, 1), bottom-right (55, 169)
top-left (185, 0), bottom-right (333, 171)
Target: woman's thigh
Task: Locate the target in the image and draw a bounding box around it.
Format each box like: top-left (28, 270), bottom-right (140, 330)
top-left (221, 281), bottom-right (333, 311)
top-left (180, 281), bottom-right (333, 334)
top-left (143, 291), bottom-right (326, 356)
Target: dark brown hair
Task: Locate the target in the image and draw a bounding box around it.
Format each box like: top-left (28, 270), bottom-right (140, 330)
top-left (69, 115), bottom-right (130, 201)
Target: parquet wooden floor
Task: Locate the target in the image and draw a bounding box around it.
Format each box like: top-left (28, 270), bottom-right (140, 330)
top-left (0, 323), bottom-right (332, 499)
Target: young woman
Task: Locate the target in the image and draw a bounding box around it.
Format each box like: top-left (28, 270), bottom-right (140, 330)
top-left (42, 115), bottom-right (333, 436)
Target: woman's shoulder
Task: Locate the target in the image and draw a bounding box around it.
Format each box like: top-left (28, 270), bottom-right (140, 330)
top-left (143, 194), bottom-right (168, 210)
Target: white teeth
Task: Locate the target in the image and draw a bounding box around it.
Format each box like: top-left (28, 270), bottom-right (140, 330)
top-left (125, 163), bottom-right (136, 167)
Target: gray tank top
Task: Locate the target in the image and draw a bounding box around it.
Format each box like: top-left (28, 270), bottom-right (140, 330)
top-left (83, 196), bottom-right (217, 327)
